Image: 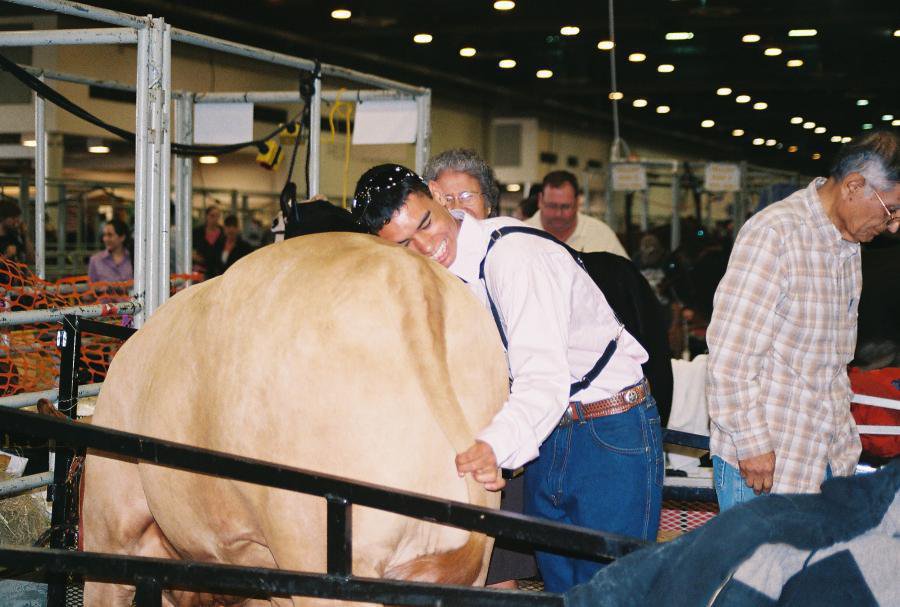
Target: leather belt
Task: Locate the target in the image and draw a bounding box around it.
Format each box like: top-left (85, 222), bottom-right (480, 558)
top-left (559, 378), bottom-right (649, 427)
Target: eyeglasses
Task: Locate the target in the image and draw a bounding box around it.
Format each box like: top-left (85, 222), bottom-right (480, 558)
top-left (872, 189), bottom-right (900, 227)
top-left (439, 191), bottom-right (483, 206)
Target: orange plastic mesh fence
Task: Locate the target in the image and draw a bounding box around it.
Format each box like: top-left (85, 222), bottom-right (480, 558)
top-left (657, 499), bottom-right (719, 542)
top-left (0, 257), bottom-right (199, 397)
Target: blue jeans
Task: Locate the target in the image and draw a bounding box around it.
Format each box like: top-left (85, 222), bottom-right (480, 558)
top-left (523, 394), bottom-right (664, 593)
top-left (713, 456), bottom-right (833, 512)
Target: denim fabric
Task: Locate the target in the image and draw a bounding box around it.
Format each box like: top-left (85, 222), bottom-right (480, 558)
top-left (524, 394), bottom-right (663, 593)
top-left (714, 456), bottom-right (834, 512)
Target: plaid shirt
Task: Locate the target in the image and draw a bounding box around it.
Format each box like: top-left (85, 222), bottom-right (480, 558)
top-left (707, 178), bottom-right (862, 494)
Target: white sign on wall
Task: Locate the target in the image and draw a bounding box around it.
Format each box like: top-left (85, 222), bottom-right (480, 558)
top-left (194, 103), bottom-right (254, 145)
top-left (704, 162), bottom-right (742, 192)
top-left (611, 163), bottom-right (647, 191)
top-left (352, 100), bottom-right (419, 145)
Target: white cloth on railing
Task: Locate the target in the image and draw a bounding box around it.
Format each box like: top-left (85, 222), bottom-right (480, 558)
top-left (667, 355), bottom-right (711, 472)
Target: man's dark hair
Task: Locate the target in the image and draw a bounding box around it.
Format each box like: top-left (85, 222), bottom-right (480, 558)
top-left (542, 170), bottom-right (579, 195)
top-left (0, 200), bottom-right (22, 221)
top-left (224, 214), bottom-right (239, 228)
top-left (830, 130), bottom-right (899, 191)
top-left (351, 164), bottom-right (430, 233)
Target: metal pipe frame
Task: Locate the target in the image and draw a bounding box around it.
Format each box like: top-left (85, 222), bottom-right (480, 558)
top-left (0, 300), bottom-right (140, 326)
top-left (169, 28), bottom-right (426, 96)
top-left (3, 0), bottom-right (149, 29)
top-left (0, 471), bottom-right (54, 497)
top-left (0, 546), bottom-right (564, 607)
top-left (22, 63), bottom-right (137, 92)
top-left (414, 90), bottom-right (431, 175)
top-left (132, 23), bottom-right (150, 328)
top-left (174, 94), bottom-right (193, 277)
top-left (308, 75), bottom-right (321, 197)
top-left (0, 381), bottom-right (102, 409)
top-left (193, 89), bottom-right (416, 104)
top-left (34, 75), bottom-right (47, 279)
top-left (0, 27), bottom-right (138, 46)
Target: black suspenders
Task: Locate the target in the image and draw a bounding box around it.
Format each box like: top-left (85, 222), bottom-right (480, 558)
top-left (476, 226), bottom-right (619, 398)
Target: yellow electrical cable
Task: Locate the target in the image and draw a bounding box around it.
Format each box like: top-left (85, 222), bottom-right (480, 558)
top-left (327, 89), bottom-right (354, 208)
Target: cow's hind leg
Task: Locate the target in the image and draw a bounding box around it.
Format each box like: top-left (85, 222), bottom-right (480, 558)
top-left (82, 453), bottom-right (179, 606)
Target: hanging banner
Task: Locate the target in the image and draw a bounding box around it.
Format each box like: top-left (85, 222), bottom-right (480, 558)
top-left (611, 163), bottom-right (647, 191)
top-left (704, 162), bottom-right (742, 192)
top-left (352, 100), bottom-right (418, 144)
top-left (194, 103), bottom-right (254, 145)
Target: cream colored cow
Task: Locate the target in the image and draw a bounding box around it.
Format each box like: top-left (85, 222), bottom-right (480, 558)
top-left (82, 233), bottom-right (507, 606)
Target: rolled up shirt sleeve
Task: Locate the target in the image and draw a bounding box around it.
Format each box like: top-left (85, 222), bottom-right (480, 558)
top-left (475, 243), bottom-right (573, 470)
top-left (706, 224), bottom-right (785, 461)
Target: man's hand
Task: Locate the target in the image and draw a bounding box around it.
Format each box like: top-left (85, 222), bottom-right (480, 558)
top-left (455, 440), bottom-right (505, 491)
top-left (738, 451), bottom-right (776, 495)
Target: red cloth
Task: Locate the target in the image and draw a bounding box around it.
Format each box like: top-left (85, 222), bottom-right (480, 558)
top-left (849, 366), bottom-right (900, 458)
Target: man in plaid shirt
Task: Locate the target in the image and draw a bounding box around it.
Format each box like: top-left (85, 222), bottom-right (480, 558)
top-left (707, 131), bottom-right (900, 511)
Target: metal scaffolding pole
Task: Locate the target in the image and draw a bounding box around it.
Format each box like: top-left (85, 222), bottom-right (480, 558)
top-left (0, 27), bottom-right (138, 46)
top-left (174, 94), bottom-right (193, 277)
top-left (308, 75), bottom-right (321, 197)
top-left (3, 0), bottom-right (148, 29)
top-left (34, 75), bottom-right (47, 279)
top-left (193, 89), bottom-right (414, 104)
top-left (415, 91), bottom-right (431, 174)
top-left (0, 382), bottom-right (102, 410)
top-left (132, 22), bottom-right (150, 327)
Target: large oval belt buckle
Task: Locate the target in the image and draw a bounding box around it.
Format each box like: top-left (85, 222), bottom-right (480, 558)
top-left (625, 389), bottom-right (639, 404)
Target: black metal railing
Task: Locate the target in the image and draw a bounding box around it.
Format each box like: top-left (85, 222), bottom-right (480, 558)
top-left (1, 313), bottom-right (714, 606)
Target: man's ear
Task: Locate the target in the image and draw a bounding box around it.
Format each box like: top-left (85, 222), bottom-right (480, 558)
top-left (842, 172), bottom-right (866, 199)
top-left (427, 181), bottom-right (444, 206)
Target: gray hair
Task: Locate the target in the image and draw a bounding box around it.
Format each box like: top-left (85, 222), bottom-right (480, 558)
top-left (830, 130), bottom-right (899, 193)
top-left (423, 148), bottom-right (501, 216)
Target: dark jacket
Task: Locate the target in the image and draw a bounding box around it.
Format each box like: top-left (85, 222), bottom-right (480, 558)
top-left (222, 237), bottom-right (255, 271)
top-left (580, 252), bottom-right (674, 426)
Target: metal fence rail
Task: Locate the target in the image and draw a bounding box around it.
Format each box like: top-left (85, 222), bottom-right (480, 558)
top-left (0, 546), bottom-right (564, 606)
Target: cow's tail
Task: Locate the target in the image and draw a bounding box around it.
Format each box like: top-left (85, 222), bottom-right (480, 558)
top-left (382, 532), bottom-right (487, 586)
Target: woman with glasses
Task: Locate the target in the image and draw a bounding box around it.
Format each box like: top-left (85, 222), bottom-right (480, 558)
top-left (424, 148), bottom-right (501, 220)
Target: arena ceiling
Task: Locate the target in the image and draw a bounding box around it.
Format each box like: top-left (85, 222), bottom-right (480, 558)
top-left (15, 0), bottom-right (900, 171)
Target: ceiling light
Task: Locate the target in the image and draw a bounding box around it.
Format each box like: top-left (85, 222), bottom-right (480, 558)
top-left (786, 59), bottom-right (804, 67)
top-left (199, 156), bottom-right (218, 165)
top-left (628, 52), bottom-right (646, 62)
top-left (632, 98), bottom-right (648, 108)
top-left (701, 119), bottom-right (715, 128)
top-left (893, 119), bottom-right (900, 126)
top-left (788, 145), bottom-right (798, 153)
top-left (506, 183), bottom-right (522, 192)
top-left (657, 64), bottom-right (675, 73)
top-left (856, 99), bottom-right (869, 106)
top-left (88, 144), bottom-right (110, 154)
top-left (716, 87), bottom-right (732, 96)
top-left (536, 69), bottom-right (553, 79)
top-left (459, 47), bottom-right (476, 57)
top-left (788, 29), bottom-right (817, 37)
top-left (790, 116), bottom-right (803, 124)
top-left (882, 114), bottom-right (894, 121)
top-left (413, 33), bottom-right (433, 44)
top-left (811, 153), bottom-right (821, 160)
top-left (735, 94), bottom-right (751, 103)
top-left (742, 34), bottom-right (761, 43)
top-left (894, 30), bottom-right (900, 37)
top-left (814, 126), bottom-right (827, 134)
top-left (732, 129), bottom-right (744, 136)
top-left (21, 136), bottom-right (36, 147)
top-left (656, 105), bottom-right (670, 114)
top-left (862, 123), bottom-right (873, 130)
top-left (597, 40), bottom-right (615, 50)
top-left (765, 139), bottom-right (777, 147)
top-left (803, 121), bottom-right (816, 129)
top-left (608, 91), bottom-right (624, 100)
top-left (665, 32), bottom-right (694, 41)
top-left (752, 138), bottom-right (764, 145)
top-left (560, 26), bottom-right (580, 36)
top-left (830, 135), bottom-right (842, 143)
top-left (498, 58), bottom-right (517, 69)
top-left (764, 47), bottom-right (783, 56)
top-left (493, 0), bottom-right (515, 10)
top-left (753, 101), bottom-right (768, 110)
top-left (330, 9), bottom-right (351, 20)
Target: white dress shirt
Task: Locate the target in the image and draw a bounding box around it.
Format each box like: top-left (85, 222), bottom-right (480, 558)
top-left (525, 211), bottom-right (628, 257)
top-left (448, 212), bottom-right (648, 469)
